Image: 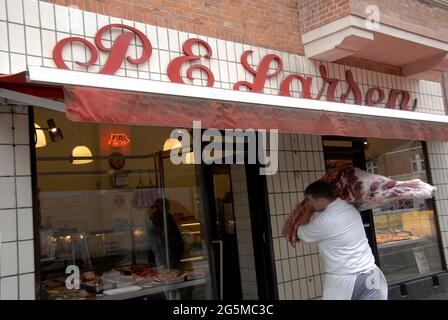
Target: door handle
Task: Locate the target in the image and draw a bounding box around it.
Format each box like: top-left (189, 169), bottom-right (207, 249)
top-left (363, 223), bottom-right (371, 228)
top-left (212, 240), bottom-right (224, 300)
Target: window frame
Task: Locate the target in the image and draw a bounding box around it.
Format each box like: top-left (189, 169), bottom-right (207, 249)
top-left (375, 141), bottom-right (448, 285)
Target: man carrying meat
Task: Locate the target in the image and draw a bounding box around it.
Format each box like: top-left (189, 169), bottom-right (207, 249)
top-left (297, 180), bottom-right (388, 300)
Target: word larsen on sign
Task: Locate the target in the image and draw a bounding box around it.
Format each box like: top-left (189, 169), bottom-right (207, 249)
top-left (53, 24), bottom-right (417, 111)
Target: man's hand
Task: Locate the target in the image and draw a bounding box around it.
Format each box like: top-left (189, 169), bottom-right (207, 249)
top-left (297, 209), bottom-right (315, 226)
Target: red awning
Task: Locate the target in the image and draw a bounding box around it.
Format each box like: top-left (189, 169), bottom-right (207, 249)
top-left (64, 85), bottom-right (448, 141)
top-left (2, 70), bottom-right (448, 141)
top-left (0, 72), bottom-right (64, 99)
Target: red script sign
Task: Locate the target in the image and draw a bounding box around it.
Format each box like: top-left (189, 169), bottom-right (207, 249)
top-left (53, 24), bottom-right (417, 111)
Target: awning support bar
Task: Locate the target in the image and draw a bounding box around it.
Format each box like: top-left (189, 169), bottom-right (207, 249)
top-left (0, 88), bottom-right (65, 112)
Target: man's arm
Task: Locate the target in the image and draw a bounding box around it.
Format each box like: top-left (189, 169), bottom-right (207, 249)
top-left (297, 213), bottom-right (331, 243)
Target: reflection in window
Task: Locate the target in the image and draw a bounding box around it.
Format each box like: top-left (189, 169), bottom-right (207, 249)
top-left (365, 138), bottom-right (443, 284)
top-left (35, 107), bottom-right (212, 300)
top-left (411, 155), bottom-right (426, 173)
top-left (366, 161), bottom-right (378, 174)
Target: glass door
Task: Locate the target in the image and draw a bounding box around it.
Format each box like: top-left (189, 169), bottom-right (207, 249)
top-left (203, 164), bottom-right (243, 300)
top-left (322, 136), bottom-right (379, 264)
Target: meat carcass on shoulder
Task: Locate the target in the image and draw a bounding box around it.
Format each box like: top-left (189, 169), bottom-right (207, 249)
top-left (281, 167), bottom-right (436, 247)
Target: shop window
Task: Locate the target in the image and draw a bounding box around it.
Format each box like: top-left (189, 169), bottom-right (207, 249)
top-left (34, 107), bottom-right (214, 300)
top-left (411, 157), bottom-right (426, 173)
top-left (365, 138), bottom-right (444, 284)
top-left (366, 161), bottom-right (378, 174)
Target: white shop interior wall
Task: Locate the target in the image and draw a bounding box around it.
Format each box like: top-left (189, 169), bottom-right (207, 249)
top-left (0, 105), bottom-right (35, 300)
top-left (1, 0), bottom-right (448, 300)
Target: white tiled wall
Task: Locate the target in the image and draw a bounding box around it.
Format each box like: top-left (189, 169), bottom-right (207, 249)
top-left (426, 142), bottom-right (448, 269)
top-left (266, 133), bottom-right (326, 300)
top-left (0, 104), bottom-right (35, 300)
top-left (0, 0), bottom-right (445, 115)
top-left (230, 165), bottom-right (258, 300)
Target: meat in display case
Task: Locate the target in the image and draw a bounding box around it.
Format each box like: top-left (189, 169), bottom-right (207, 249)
top-left (372, 202), bottom-right (443, 283)
top-left (34, 109), bottom-right (219, 300)
top-left (42, 264), bottom-right (209, 300)
top-left (38, 189), bottom-right (213, 300)
top-left (373, 205), bottom-right (434, 246)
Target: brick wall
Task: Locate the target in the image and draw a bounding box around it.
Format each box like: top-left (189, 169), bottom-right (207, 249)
top-left (41, 0), bottom-right (304, 55)
top-left (298, 0), bottom-right (351, 34)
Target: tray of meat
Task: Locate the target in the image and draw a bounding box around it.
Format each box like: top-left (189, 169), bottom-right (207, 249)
top-left (133, 276), bottom-right (160, 287)
top-left (282, 167), bottom-right (436, 247)
top-left (133, 266), bottom-right (159, 278)
top-left (156, 269), bottom-right (188, 284)
top-left (187, 268), bottom-right (206, 280)
top-left (47, 287), bottom-right (92, 300)
top-left (82, 271), bottom-right (96, 281)
top-left (394, 232), bottom-right (413, 241)
top-left (376, 231), bottom-right (397, 245)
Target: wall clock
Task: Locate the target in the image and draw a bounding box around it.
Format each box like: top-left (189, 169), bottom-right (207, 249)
top-left (109, 152), bottom-right (126, 170)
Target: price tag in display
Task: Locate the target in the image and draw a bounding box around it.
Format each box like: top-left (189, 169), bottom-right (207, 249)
top-left (413, 247), bottom-right (430, 274)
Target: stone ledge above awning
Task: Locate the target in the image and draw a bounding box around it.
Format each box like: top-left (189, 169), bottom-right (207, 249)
top-left (302, 15), bottom-right (448, 82)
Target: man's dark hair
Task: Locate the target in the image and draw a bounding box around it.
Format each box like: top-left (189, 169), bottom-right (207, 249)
top-left (304, 181), bottom-right (334, 199)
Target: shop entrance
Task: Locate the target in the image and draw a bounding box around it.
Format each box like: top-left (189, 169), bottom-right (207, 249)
top-left (203, 164), bottom-right (243, 300)
top-left (322, 136), bottom-right (380, 264)
top-left (202, 161), bottom-right (276, 300)
top-left (199, 129), bottom-right (277, 301)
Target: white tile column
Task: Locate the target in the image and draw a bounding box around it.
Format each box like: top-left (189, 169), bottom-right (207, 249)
top-left (426, 141), bottom-right (448, 270)
top-left (0, 104), bottom-right (35, 300)
top-left (230, 165), bottom-right (259, 300)
top-left (266, 133), bottom-right (326, 300)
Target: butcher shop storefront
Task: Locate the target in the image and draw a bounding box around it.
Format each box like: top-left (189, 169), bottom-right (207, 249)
top-left (1, 3), bottom-right (448, 301)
